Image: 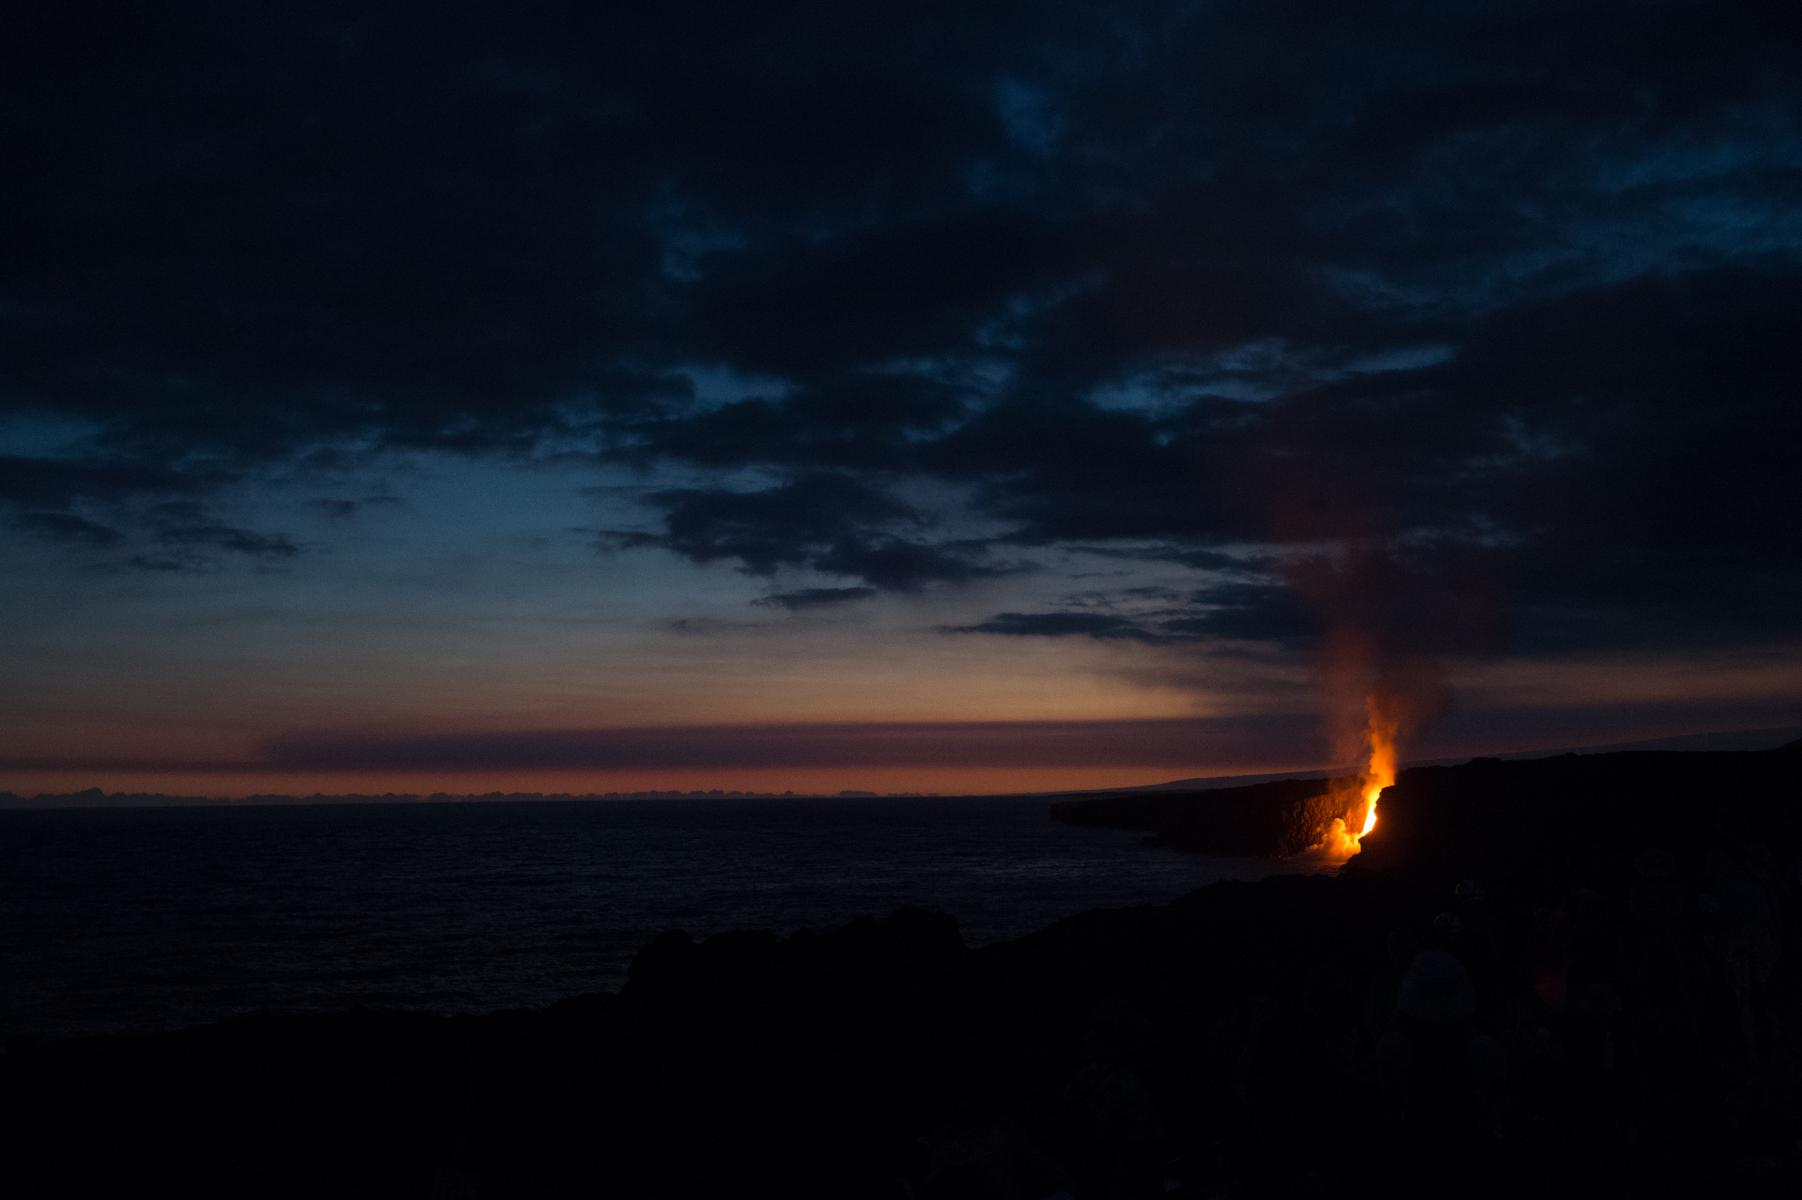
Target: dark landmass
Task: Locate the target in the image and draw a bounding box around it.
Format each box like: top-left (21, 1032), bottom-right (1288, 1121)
top-left (1053, 775), bottom-right (1359, 857)
top-left (4, 745), bottom-right (1799, 1197)
top-left (1075, 725), bottom-right (1802, 796)
top-left (1087, 767), bottom-right (1332, 793)
top-left (1053, 743), bottom-right (1802, 865)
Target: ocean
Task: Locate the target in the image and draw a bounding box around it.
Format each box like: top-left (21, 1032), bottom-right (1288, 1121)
top-left (0, 795), bottom-right (1306, 1040)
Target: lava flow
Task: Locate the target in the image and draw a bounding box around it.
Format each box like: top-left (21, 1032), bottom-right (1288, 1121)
top-left (1316, 693), bottom-right (1400, 860)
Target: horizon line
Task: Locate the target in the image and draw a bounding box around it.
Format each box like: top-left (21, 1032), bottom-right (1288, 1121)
top-left (5, 724), bottom-right (1795, 807)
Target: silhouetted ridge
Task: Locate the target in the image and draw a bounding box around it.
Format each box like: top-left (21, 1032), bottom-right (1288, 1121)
top-left (1052, 745), bottom-right (1802, 862)
top-left (1051, 775), bottom-right (1358, 854)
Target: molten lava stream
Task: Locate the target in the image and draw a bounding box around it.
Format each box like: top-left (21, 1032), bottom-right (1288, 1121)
top-left (1317, 696), bottom-right (1399, 861)
top-left (1357, 779), bottom-right (1381, 837)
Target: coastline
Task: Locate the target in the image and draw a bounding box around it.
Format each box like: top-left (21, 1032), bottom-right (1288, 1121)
top-left (4, 745), bottom-right (1798, 1196)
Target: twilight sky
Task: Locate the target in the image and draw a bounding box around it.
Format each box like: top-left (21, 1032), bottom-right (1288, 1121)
top-left (4, 2), bottom-right (1801, 796)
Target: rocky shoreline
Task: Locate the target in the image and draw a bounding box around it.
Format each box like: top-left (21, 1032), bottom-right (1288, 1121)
top-left (4, 745), bottom-right (1798, 1197)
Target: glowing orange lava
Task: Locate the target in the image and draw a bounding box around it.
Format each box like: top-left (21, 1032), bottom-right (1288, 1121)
top-left (1316, 693), bottom-right (1399, 861)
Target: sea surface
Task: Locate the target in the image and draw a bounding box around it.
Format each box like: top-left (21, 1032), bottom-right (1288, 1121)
top-left (0, 796), bottom-right (1307, 1040)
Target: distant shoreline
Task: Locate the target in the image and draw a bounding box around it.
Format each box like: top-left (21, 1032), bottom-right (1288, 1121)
top-left (7, 723), bottom-right (1796, 809)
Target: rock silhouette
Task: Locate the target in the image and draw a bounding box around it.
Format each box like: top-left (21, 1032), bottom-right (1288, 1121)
top-left (1051, 775), bottom-right (1357, 856)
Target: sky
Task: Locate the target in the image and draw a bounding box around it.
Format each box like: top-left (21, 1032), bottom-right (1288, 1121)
top-left (3, 2), bottom-right (1801, 797)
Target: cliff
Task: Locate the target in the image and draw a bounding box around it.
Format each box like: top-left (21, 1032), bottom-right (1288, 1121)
top-left (1051, 774), bottom-right (1359, 855)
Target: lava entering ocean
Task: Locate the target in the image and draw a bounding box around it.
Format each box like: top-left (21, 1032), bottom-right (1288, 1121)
top-left (1315, 692), bottom-right (1400, 861)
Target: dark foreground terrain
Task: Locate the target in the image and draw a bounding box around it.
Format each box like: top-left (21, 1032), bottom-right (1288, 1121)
top-left (4, 746), bottom-right (1799, 1197)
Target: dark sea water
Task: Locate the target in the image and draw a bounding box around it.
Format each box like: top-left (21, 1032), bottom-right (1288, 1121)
top-left (0, 796), bottom-right (1306, 1040)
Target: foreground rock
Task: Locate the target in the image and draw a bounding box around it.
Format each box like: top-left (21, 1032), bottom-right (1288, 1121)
top-left (3, 746), bottom-right (1798, 1197)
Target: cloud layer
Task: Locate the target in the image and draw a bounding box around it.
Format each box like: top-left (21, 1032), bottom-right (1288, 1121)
top-left (5, 2), bottom-right (1802, 764)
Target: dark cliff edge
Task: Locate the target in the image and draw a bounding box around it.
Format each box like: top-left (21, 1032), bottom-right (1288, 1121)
top-left (1050, 743), bottom-right (1802, 863)
top-left (1051, 775), bottom-right (1360, 855)
top-left (3, 745), bottom-right (1799, 1197)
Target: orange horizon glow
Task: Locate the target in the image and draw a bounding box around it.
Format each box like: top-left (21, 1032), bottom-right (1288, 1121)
top-left (0, 760), bottom-right (1330, 801)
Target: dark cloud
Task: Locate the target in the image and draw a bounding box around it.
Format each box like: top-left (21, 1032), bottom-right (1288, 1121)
top-left (11, 510), bottom-right (124, 547)
top-left (618, 472), bottom-right (1004, 591)
top-left (1163, 582), bottom-right (1324, 650)
top-left (1080, 546), bottom-right (1279, 577)
top-left (924, 400), bottom-right (1227, 544)
top-left (608, 370), bottom-right (971, 471)
top-left (157, 525), bottom-right (299, 560)
top-left (811, 538), bottom-right (1013, 592)
top-left (126, 553), bottom-right (218, 575)
top-left (115, 519), bottom-right (302, 572)
top-left (0, 455), bottom-right (218, 509)
top-left (943, 590), bottom-right (1316, 647)
top-left (640, 473), bottom-right (914, 574)
top-left (308, 494), bottom-right (403, 520)
top-left (756, 587), bottom-right (878, 611)
top-left (938, 265), bottom-right (1802, 654)
top-left (940, 611), bottom-right (1155, 641)
top-left (683, 210), bottom-right (1070, 377)
top-left (5, 2), bottom-right (1802, 658)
